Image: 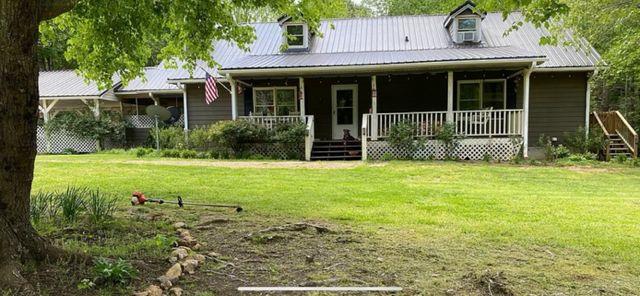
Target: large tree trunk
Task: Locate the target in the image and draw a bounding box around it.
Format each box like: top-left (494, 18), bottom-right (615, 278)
top-left (0, 0), bottom-right (67, 292)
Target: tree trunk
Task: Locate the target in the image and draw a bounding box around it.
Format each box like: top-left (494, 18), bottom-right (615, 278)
top-left (0, 0), bottom-right (66, 292)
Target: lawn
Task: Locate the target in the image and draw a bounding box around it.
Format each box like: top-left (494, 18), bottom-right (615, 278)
top-left (33, 154), bottom-right (640, 295)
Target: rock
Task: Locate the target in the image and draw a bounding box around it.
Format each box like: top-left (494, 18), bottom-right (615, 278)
top-left (133, 292), bottom-right (149, 296)
top-left (178, 235), bottom-right (198, 248)
top-left (165, 263), bottom-right (182, 282)
top-left (168, 256), bottom-right (178, 263)
top-left (181, 259), bottom-right (199, 275)
top-left (176, 229), bottom-right (191, 237)
top-left (169, 287), bottom-right (183, 296)
top-left (208, 251), bottom-right (221, 258)
top-left (191, 254), bottom-right (206, 263)
top-left (192, 243), bottom-right (202, 250)
top-left (171, 248), bottom-right (189, 260)
top-left (157, 275), bottom-right (173, 290)
top-left (173, 222), bottom-right (188, 229)
top-left (147, 285), bottom-right (163, 296)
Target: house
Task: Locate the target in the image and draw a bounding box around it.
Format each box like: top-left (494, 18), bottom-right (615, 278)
top-left (40, 1), bottom-right (637, 160)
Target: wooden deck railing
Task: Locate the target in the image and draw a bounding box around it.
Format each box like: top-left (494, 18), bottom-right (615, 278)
top-left (362, 109), bottom-right (524, 140)
top-left (593, 111), bottom-right (638, 158)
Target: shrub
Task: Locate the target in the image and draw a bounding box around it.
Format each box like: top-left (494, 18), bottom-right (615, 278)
top-left (564, 127), bottom-right (606, 154)
top-left (92, 258), bottom-right (137, 286)
top-left (134, 147), bottom-right (155, 158)
top-left (567, 153), bottom-right (598, 162)
top-left (180, 150), bottom-right (198, 159)
top-left (554, 145), bottom-right (571, 159)
top-left (187, 127), bottom-right (214, 150)
top-left (538, 134), bottom-right (556, 162)
top-left (85, 189), bottom-right (118, 223)
top-left (160, 149), bottom-right (182, 158)
top-left (150, 126), bottom-right (187, 150)
top-left (435, 123), bottom-right (459, 160)
top-left (59, 187), bottom-right (87, 223)
top-left (387, 121), bottom-right (422, 160)
top-left (613, 154), bottom-right (628, 164)
top-left (271, 122), bottom-right (306, 144)
top-left (45, 110), bottom-right (129, 148)
top-left (216, 120), bottom-right (270, 154)
top-left (62, 148), bottom-right (78, 155)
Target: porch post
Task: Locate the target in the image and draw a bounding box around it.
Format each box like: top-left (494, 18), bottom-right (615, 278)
top-left (371, 75), bottom-right (378, 140)
top-left (447, 71), bottom-right (454, 123)
top-left (228, 74), bottom-right (238, 120)
top-left (523, 63), bottom-right (534, 158)
top-left (299, 77), bottom-right (305, 117)
top-left (179, 83), bottom-right (189, 131)
top-left (585, 70), bottom-right (596, 137)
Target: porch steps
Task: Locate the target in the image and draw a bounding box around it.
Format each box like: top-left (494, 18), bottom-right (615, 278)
top-left (311, 140), bottom-right (362, 161)
top-left (608, 134), bottom-right (632, 158)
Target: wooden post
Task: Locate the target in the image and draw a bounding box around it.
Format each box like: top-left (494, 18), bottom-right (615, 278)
top-left (523, 63), bottom-right (534, 158)
top-left (447, 71), bottom-right (454, 123)
top-left (299, 77), bottom-right (305, 118)
top-left (371, 75), bottom-right (378, 141)
top-left (228, 74), bottom-right (238, 120)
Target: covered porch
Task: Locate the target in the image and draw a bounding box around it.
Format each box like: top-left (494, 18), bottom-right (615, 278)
top-left (229, 65), bottom-right (535, 161)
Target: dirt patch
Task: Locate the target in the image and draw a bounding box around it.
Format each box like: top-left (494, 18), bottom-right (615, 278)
top-left (463, 270), bottom-right (514, 296)
top-left (564, 166), bottom-right (618, 174)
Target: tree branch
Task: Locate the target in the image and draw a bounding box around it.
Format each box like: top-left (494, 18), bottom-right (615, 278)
top-left (38, 0), bottom-right (78, 22)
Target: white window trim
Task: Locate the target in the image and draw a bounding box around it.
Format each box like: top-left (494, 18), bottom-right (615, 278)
top-left (454, 15), bottom-right (481, 43)
top-left (283, 23), bottom-right (309, 49)
top-left (252, 86), bottom-right (298, 115)
top-left (457, 79), bottom-right (507, 110)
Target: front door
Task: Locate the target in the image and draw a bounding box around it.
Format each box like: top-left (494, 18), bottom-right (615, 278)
top-left (331, 84), bottom-right (358, 139)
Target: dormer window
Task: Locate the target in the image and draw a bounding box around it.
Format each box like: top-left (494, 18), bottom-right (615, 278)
top-left (283, 23), bottom-right (309, 49)
top-left (456, 17), bottom-right (479, 43)
top-left (444, 1), bottom-right (485, 44)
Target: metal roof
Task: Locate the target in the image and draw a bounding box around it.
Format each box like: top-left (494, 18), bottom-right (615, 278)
top-left (219, 12), bottom-right (600, 71)
top-left (118, 67), bottom-right (182, 92)
top-left (226, 46), bottom-right (545, 69)
top-left (39, 70), bottom-right (109, 98)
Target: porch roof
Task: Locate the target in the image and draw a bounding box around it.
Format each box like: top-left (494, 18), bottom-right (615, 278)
top-left (39, 70), bottom-right (118, 99)
top-left (223, 46), bottom-right (545, 71)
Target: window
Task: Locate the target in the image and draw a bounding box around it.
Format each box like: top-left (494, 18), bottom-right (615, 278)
top-left (457, 80), bottom-right (506, 110)
top-left (253, 87), bottom-right (298, 116)
top-left (456, 17), bottom-right (479, 43)
top-left (284, 24), bottom-right (308, 48)
top-left (458, 18), bottom-right (477, 32)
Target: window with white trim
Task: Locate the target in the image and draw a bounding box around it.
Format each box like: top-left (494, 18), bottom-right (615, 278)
top-left (284, 24), bottom-right (308, 48)
top-left (456, 17), bottom-right (480, 43)
top-left (457, 79), bottom-right (506, 110)
top-left (253, 87), bottom-right (298, 116)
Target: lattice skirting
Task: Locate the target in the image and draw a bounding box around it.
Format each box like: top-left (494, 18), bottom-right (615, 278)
top-left (366, 138), bottom-right (523, 161)
top-left (244, 143), bottom-right (304, 160)
top-left (37, 126), bottom-right (99, 154)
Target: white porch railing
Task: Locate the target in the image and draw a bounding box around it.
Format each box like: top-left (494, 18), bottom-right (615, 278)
top-left (362, 109), bottom-right (524, 140)
top-left (304, 116), bottom-right (315, 161)
top-left (238, 115), bottom-right (305, 131)
top-left (125, 114), bottom-right (184, 128)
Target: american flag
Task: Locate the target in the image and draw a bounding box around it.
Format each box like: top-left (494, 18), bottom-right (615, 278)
top-left (204, 73), bottom-right (219, 104)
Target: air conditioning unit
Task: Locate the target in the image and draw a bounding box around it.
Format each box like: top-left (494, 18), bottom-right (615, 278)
top-left (457, 31), bottom-right (476, 43)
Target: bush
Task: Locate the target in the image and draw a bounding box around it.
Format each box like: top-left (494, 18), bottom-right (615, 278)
top-left (554, 145), bottom-right (571, 159)
top-left (134, 147), bottom-right (155, 157)
top-left (160, 149), bottom-right (182, 158)
top-left (45, 110), bottom-right (129, 148)
top-left (435, 123), bottom-right (459, 160)
top-left (271, 122), bottom-right (306, 144)
top-left (92, 258), bottom-right (137, 286)
top-left (59, 187), bottom-right (87, 223)
top-left (150, 126), bottom-right (187, 150)
top-left (179, 149), bottom-right (198, 159)
top-left (85, 189), bottom-right (118, 223)
top-left (613, 154), bottom-right (628, 164)
top-left (567, 153), bottom-right (598, 162)
top-left (564, 127), bottom-right (606, 154)
top-left (387, 121), bottom-right (423, 160)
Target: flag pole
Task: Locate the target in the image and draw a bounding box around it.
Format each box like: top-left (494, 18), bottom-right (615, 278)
top-left (197, 65), bottom-right (232, 94)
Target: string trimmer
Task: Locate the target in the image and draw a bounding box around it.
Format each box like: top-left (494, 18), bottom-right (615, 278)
top-left (130, 191), bottom-right (243, 212)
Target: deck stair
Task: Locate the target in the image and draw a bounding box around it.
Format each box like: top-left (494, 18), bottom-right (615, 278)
top-left (310, 140), bottom-right (362, 161)
top-left (591, 111), bottom-right (638, 160)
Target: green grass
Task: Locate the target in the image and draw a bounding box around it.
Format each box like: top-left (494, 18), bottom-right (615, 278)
top-left (33, 154), bottom-right (640, 293)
